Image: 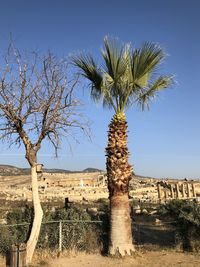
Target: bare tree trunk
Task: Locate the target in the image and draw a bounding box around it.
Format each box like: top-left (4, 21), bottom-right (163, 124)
top-left (26, 165), bottom-right (43, 265)
top-left (109, 194), bottom-right (135, 256)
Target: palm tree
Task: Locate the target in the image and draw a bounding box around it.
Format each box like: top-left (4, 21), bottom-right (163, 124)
top-left (72, 37), bottom-right (173, 256)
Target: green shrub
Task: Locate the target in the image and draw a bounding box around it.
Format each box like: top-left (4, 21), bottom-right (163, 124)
top-left (159, 199), bottom-right (200, 251)
top-left (0, 205), bottom-right (105, 254)
top-left (37, 206), bottom-right (96, 250)
top-left (0, 227), bottom-right (15, 255)
top-left (0, 205), bottom-right (33, 254)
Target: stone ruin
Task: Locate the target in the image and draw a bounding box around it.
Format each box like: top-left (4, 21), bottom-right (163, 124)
top-left (39, 172), bottom-right (107, 189)
top-left (1, 171), bottom-right (200, 204)
top-left (157, 180), bottom-right (197, 202)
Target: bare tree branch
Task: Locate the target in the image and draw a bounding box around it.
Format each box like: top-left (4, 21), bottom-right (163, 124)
top-left (0, 45), bottom-right (90, 166)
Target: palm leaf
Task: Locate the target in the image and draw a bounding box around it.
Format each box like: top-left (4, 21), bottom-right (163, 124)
top-left (71, 54), bottom-right (103, 101)
top-left (138, 76), bottom-right (173, 110)
top-left (72, 37), bottom-right (173, 114)
top-left (131, 42), bottom-right (165, 88)
top-left (102, 37), bottom-right (129, 84)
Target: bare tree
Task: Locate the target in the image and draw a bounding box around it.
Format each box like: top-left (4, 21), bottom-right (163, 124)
top-left (0, 45), bottom-right (89, 265)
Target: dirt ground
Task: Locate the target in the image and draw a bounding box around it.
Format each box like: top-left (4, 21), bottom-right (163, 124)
top-left (44, 251), bottom-right (200, 267)
top-left (46, 251), bottom-right (200, 267)
top-left (1, 249), bottom-right (200, 267)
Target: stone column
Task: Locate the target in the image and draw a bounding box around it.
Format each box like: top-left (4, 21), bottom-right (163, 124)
top-left (170, 184), bottom-right (174, 199)
top-left (175, 183), bottom-right (180, 199)
top-left (182, 183), bottom-right (186, 198)
top-left (164, 189), bottom-right (167, 201)
top-left (157, 183), bottom-right (162, 199)
top-left (80, 179), bottom-right (84, 188)
top-left (192, 183), bottom-right (196, 197)
top-left (187, 183), bottom-right (191, 198)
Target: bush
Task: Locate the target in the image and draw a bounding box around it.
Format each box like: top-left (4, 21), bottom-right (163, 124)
top-left (0, 205), bottom-right (107, 255)
top-left (159, 199), bottom-right (200, 251)
top-left (0, 205), bottom-right (33, 255)
top-left (37, 206), bottom-right (98, 251)
top-left (0, 227), bottom-right (15, 255)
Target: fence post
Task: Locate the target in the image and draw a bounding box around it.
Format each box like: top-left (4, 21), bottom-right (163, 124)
top-left (9, 244), bottom-right (17, 267)
top-left (59, 221), bottom-right (62, 253)
top-left (7, 243), bottom-right (26, 267)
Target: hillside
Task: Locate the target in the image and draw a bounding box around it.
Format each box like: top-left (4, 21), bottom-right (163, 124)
top-left (82, 168), bottom-right (104, 173)
top-left (0, 165), bottom-right (104, 176)
top-left (0, 165), bottom-right (29, 176)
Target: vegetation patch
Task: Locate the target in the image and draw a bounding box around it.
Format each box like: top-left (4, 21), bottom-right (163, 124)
top-left (159, 199), bottom-right (200, 251)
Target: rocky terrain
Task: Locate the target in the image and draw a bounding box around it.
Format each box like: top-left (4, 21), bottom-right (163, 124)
top-left (0, 165), bottom-right (30, 176)
top-left (0, 165), bottom-right (200, 214)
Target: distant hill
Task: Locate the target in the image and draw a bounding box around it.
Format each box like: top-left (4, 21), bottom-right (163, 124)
top-left (0, 165), bottom-right (28, 176)
top-left (82, 168), bottom-right (104, 173)
top-left (43, 168), bottom-right (72, 173)
top-left (0, 164), bottom-right (104, 176)
top-left (43, 168), bottom-right (104, 174)
top-left (0, 165), bottom-right (17, 169)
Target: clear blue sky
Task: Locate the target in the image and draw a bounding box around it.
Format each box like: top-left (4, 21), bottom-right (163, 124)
top-left (0, 0), bottom-right (200, 178)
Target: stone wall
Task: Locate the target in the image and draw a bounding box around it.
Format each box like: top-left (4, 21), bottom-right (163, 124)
top-left (39, 172), bottom-right (107, 188)
top-left (157, 181), bottom-right (198, 202)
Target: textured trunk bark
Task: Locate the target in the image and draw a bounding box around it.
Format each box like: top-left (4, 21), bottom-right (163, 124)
top-left (106, 114), bottom-right (135, 256)
top-left (26, 165), bottom-right (43, 265)
top-left (109, 194), bottom-right (135, 256)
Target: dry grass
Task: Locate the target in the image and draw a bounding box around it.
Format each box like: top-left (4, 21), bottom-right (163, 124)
top-left (46, 249), bottom-right (200, 267)
top-left (1, 248), bottom-right (200, 267)
top-left (0, 255), bottom-right (4, 267)
top-left (31, 249), bottom-right (91, 267)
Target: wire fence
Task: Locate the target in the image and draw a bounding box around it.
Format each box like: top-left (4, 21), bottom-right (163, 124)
top-left (0, 220), bottom-right (106, 255)
top-left (0, 219), bottom-right (177, 256)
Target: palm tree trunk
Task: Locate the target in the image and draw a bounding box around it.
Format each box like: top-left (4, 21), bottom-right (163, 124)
top-left (109, 194), bottom-right (134, 255)
top-left (26, 165), bottom-right (43, 265)
top-left (106, 114), bottom-right (135, 255)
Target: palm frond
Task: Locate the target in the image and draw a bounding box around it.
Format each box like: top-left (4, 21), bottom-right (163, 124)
top-left (131, 42), bottom-right (166, 88)
top-left (72, 37), bottom-right (173, 114)
top-left (102, 37), bottom-right (129, 83)
top-left (138, 75), bottom-right (173, 110)
top-left (71, 54), bottom-right (103, 101)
